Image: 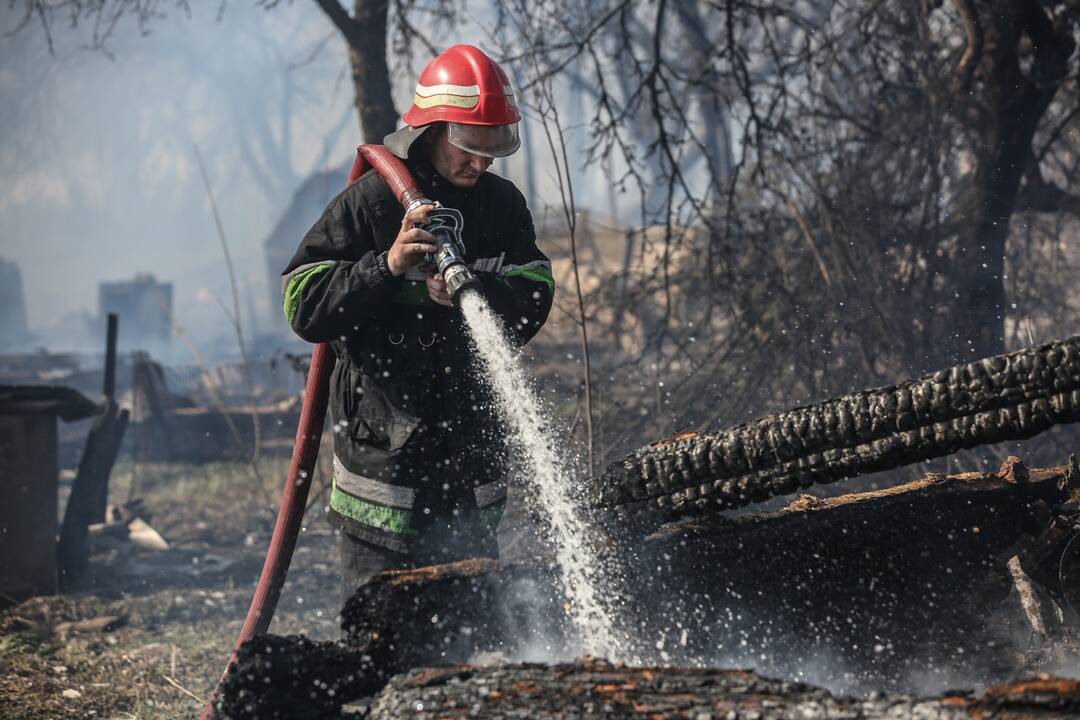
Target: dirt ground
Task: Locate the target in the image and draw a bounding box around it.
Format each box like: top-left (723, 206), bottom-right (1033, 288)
top-left (0, 457), bottom-right (344, 719)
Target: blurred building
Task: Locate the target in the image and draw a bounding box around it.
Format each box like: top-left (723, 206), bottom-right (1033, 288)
top-left (263, 165), bottom-right (349, 335)
top-left (98, 273), bottom-right (173, 352)
top-left (0, 257), bottom-right (31, 352)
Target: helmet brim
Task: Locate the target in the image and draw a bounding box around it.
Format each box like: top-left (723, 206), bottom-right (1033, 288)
top-left (383, 124), bottom-right (431, 159)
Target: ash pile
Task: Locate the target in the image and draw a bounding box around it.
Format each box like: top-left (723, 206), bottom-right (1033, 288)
top-left (216, 337), bottom-right (1080, 719)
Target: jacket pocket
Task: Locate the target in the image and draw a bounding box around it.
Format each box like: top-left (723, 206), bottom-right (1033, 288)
top-left (349, 373), bottom-right (420, 451)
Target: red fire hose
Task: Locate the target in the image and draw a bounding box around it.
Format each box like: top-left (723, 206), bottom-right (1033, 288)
top-left (201, 145), bottom-right (427, 719)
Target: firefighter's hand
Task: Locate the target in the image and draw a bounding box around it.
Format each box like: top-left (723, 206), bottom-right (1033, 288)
top-left (426, 273), bottom-right (453, 307)
top-left (387, 204), bottom-right (437, 277)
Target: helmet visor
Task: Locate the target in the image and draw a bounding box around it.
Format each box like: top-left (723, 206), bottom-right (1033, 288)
top-left (447, 122), bottom-right (520, 158)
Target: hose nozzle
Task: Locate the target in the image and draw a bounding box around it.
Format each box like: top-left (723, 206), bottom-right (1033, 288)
top-left (425, 207), bottom-right (483, 305)
top-left (436, 246), bottom-right (482, 303)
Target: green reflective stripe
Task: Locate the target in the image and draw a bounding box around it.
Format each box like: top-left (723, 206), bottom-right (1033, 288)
top-left (331, 483), bottom-right (418, 536)
top-left (283, 263), bottom-right (333, 325)
top-left (502, 264), bottom-right (554, 293)
top-left (333, 456), bottom-right (415, 509)
top-left (394, 280), bottom-right (433, 305)
top-left (479, 500), bottom-right (506, 530)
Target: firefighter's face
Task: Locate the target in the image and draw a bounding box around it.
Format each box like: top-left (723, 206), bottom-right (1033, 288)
top-left (430, 128), bottom-right (494, 188)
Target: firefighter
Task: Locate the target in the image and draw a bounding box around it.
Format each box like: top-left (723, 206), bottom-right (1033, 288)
top-left (281, 45), bottom-right (554, 597)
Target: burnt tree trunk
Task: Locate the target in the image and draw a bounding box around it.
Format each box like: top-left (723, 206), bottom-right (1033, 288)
top-left (214, 559), bottom-right (561, 719)
top-left (633, 457), bottom-right (1080, 686)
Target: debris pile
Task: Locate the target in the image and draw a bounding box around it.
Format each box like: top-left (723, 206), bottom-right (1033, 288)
top-left (215, 458), bottom-right (1080, 718)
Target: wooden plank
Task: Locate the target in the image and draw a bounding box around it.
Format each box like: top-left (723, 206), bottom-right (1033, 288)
top-left (57, 401), bottom-right (129, 588)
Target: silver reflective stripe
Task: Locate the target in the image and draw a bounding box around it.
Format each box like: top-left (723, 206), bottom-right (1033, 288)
top-left (281, 260), bottom-right (338, 295)
top-left (499, 259), bottom-right (550, 275)
top-left (474, 481), bottom-right (507, 508)
top-left (469, 253), bottom-right (505, 274)
top-left (333, 456), bottom-right (415, 509)
top-left (403, 255), bottom-right (503, 282)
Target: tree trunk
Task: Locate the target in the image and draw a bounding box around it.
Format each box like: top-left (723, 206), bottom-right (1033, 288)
top-left (313, 0), bottom-right (399, 143)
top-left (936, 1), bottom-right (1073, 367)
top-left (349, 0), bottom-right (398, 143)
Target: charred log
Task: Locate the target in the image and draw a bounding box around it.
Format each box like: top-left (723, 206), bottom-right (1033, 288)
top-left (215, 559), bottom-right (560, 719)
top-left (634, 458), bottom-right (1080, 686)
top-left (340, 557), bottom-right (562, 666)
top-left (596, 336), bottom-right (1080, 513)
top-left (214, 635), bottom-right (373, 720)
top-left (369, 659), bottom-right (1080, 719)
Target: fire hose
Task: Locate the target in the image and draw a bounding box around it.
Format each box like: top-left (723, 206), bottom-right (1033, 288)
top-left (201, 144), bottom-right (478, 719)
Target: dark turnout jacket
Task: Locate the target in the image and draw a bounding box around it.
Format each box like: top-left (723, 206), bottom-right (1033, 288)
top-left (281, 158), bottom-right (553, 552)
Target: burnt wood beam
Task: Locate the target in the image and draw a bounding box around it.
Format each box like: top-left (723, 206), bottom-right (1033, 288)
top-left (596, 336), bottom-right (1080, 513)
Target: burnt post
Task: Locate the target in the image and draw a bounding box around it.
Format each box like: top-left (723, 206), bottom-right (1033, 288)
top-left (93, 313), bottom-right (119, 521)
top-left (103, 313), bottom-right (117, 402)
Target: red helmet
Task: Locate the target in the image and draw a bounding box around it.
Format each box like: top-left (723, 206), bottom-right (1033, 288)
top-left (385, 45), bottom-right (520, 158)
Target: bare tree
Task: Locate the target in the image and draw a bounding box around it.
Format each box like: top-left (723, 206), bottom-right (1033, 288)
top-left (496, 0), bottom-right (1080, 462)
top-left (10, 0), bottom-right (458, 142)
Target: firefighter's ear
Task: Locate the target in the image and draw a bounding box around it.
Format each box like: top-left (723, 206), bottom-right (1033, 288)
top-left (408, 123), bottom-right (443, 162)
top-left (426, 123), bottom-right (447, 145)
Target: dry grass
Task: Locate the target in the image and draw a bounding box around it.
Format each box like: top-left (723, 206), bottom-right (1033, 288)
top-left (1, 456), bottom-right (341, 719)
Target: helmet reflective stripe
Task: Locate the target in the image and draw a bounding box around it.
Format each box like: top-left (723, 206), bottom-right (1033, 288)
top-left (413, 81), bottom-right (481, 110)
top-left (414, 82), bottom-right (480, 97)
top-left (413, 93), bottom-right (479, 110)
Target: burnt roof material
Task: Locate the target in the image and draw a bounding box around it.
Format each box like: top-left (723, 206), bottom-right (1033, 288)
top-left (0, 385), bottom-right (101, 421)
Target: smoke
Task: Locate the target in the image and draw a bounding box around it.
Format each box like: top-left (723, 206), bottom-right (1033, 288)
top-left (0, 4), bottom-right (355, 357)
